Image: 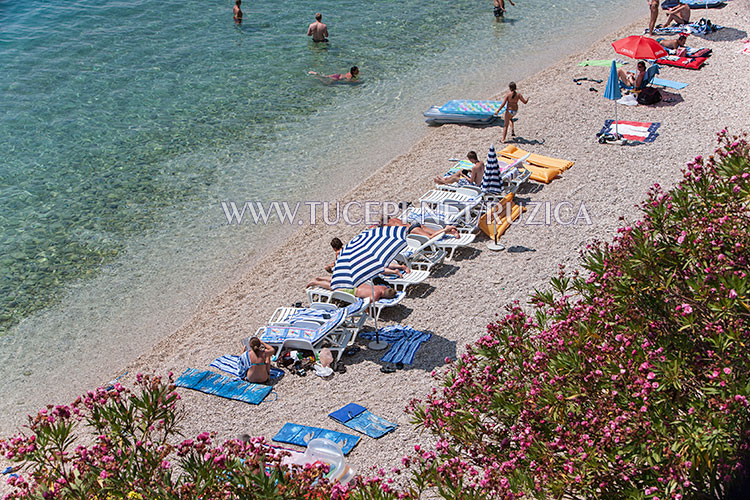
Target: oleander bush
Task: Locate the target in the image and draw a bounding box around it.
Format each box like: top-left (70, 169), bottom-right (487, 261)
top-left (404, 130), bottom-right (750, 499)
top-left (2, 130), bottom-right (749, 500)
top-left (0, 373), bottom-right (341, 499)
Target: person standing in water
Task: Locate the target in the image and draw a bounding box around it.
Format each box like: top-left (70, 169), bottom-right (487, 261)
top-left (494, 0), bottom-right (515, 20)
top-left (494, 82), bottom-right (528, 143)
top-left (233, 0), bottom-right (242, 24)
top-left (307, 13), bottom-right (329, 42)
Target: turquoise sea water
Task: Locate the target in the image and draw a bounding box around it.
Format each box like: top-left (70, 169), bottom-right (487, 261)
top-left (0, 0), bottom-right (642, 425)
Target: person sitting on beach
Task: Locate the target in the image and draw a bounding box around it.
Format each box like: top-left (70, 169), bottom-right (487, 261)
top-left (494, 82), bottom-right (529, 143)
top-left (383, 216), bottom-right (461, 239)
top-left (493, 0), bottom-right (515, 20)
top-left (324, 237), bottom-right (343, 273)
top-left (309, 66), bottom-right (359, 82)
top-left (233, 0), bottom-right (242, 24)
top-left (617, 60), bottom-right (647, 90)
top-left (434, 151), bottom-right (485, 187)
top-left (659, 34), bottom-right (687, 50)
top-left (242, 337), bottom-right (275, 384)
top-left (307, 13), bottom-right (329, 42)
top-left (664, 2), bottom-right (690, 27)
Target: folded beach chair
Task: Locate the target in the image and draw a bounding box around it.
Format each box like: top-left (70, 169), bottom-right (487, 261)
top-left (418, 188), bottom-right (481, 210)
top-left (254, 298), bottom-right (370, 363)
top-left (379, 268), bottom-right (430, 292)
top-left (267, 302), bottom-right (339, 325)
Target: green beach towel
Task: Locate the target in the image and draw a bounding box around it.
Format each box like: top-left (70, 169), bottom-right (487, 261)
top-left (579, 59), bottom-right (626, 67)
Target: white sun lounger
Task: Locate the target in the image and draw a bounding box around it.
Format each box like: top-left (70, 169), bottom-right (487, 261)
top-left (380, 268), bottom-right (430, 292)
top-left (414, 223), bottom-right (477, 260)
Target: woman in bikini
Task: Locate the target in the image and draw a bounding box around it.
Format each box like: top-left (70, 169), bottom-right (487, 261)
top-left (243, 337), bottom-right (275, 383)
top-left (494, 81), bottom-right (529, 143)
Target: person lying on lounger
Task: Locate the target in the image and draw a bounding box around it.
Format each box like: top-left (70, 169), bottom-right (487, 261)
top-left (434, 151), bottom-right (485, 187)
top-left (659, 34), bottom-right (687, 50)
top-left (382, 216), bottom-right (461, 238)
top-left (309, 261), bottom-right (409, 290)
top-left (243, 337), bottom-right (275, 383)
top-left (304, 279), bottom-right (397, 301)
top-left (617, 60), bottom-right (647, 90)
top-left (664, 2), bottom-right (690, 27)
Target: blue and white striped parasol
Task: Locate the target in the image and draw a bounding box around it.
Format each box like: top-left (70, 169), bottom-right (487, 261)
top-left (481, 145), bottom-right (503, 194)
top-left (331, 226), bottom-right (408, 291)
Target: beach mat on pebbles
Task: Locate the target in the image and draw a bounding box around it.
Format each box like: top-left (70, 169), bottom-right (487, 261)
top-left (329, 403), bottom-right (398, 439)
top-left (175, 368), bottom-right (273, 405)
top-left (273, 423), bottom-right (360, 455)
top-left (599, 120), bottom-right (662, 143)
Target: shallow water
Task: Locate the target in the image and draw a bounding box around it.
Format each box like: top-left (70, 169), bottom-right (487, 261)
top-left (0, 0), bottom-right (642, 428)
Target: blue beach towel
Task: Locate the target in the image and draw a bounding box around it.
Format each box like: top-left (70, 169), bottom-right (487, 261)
top-left (329, 403), bottom-right (398, 438)
top-left (175, 368), bottom-right (273, 405)
top-left (651, 77), bottom-right (688, 90)
top-left (210, 354), bottom-right (284, 381)
top-left (359, 325), bottom-right (432, 365)
top-left (272, 423), bottom-right (360, 455)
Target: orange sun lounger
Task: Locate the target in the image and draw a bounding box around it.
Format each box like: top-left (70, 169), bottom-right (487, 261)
top-left (499, 145), bottom-right (574, 172)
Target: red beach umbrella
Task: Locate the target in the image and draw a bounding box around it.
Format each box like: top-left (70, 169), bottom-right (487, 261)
top-left (612, 35), bottom-right (668, 60)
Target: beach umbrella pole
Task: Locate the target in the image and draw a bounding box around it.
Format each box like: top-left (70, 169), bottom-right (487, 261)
top-left (368, 280), bottom-right (388, 350)
top-left (486, 203), bottom-right (505, 251)
top-left (614, 101), bottom-right (619, 139)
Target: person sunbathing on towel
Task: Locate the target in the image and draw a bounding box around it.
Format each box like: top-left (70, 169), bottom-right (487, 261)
top-left (664, 2), bottom-right (690, 27)
top-left (434, 151), bottom-right (485, 187)
top-left (660, 34), bottom-right (687, 50)
top-left (243, 337), bottom-right (275, 383)
top-left (617, 60), bottom-right (647, 89)
top-left (383, 216), bottom-right (461, 238)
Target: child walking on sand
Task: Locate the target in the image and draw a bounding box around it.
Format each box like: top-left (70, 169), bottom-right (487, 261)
top-left (494, 81), bottom-right (528, 143)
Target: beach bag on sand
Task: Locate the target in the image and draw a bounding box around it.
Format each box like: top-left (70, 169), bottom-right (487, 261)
top-left (637, 87), bottom-right (662, 105)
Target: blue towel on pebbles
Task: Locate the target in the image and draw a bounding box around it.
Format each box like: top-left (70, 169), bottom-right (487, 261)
top-left (273, 423), bottom-right (360, 454)
top-left (175, 368), bottom-right (273, 405)
top-left (360, 325), bottom-right (432, 365)
top-left (210, 354), bottom-right (284, 381)
top-left (329, 403), bottom-right (398, 438)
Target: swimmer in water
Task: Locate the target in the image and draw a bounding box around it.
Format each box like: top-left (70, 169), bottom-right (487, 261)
top-left (308, 66), bottom-right (359, 82)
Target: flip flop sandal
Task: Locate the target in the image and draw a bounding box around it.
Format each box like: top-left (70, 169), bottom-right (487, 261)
top-left (380, 365), bottom-right (397, 374)
top-left (589, 87), bottom-right (598, 92)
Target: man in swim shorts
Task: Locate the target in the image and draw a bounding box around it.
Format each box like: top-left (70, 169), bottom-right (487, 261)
top-left (307, 13), bottom-right (329, 42)
top-left (493, 0), bottom-right (515, 19)
top-left (434, 151), bottom-right (485, 187)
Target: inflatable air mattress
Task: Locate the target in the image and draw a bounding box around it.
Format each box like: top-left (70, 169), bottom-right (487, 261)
top-left (424, 100), bottom-right (506, 125)
top-left (656, 55), bottom-right (708, 69)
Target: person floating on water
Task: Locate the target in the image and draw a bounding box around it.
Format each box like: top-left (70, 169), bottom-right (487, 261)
top-left (494, 81), bottom-right (528, 143)
top-left (493, 0), bottom-right (515, 20)
top-left (233, 0), bottom-right (242, 24)
top-left (307, 13), bottom-right (329, 42)
top-left (308, 66), bottom-right (359, 82)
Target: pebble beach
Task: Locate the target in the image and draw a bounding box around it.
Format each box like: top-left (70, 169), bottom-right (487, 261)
top-left (4, 1), bottom-right (750, 484)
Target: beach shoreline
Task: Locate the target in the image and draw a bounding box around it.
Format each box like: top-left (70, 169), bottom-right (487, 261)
top-left (3, 1), bottom-right (750, 482)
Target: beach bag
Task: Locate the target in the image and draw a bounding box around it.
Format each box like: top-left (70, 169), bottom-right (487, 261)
top-left (637, 87), bottom-right (662, 105)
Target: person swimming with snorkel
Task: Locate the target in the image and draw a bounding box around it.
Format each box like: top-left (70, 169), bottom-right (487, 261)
top-left (309, 66), bottom-right (359, 82)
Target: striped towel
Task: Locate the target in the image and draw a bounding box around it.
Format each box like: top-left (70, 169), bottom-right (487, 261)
top-left (210, 354), bottom-right (283, 381)
top-left (287, 308), bottom-right (333, 324)
top-left (360, 325), bottom-right (431, 365)
top-left (599, 120), bottom-right (661, 143)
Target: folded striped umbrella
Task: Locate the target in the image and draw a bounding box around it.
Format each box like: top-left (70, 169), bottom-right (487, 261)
top-left (481, 145), bottom-right (503, 194)
top-left (332, 226), bottom-right (408, 290)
